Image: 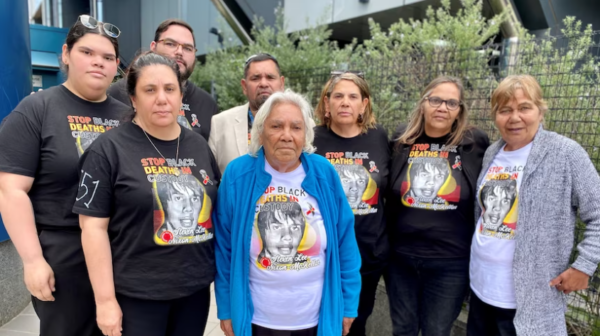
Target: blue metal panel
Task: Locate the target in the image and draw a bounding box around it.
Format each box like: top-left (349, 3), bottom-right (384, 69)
top-left (0, 0), bottom-right (32, 242)
top-left (32, 50), bottom-right (60, 69)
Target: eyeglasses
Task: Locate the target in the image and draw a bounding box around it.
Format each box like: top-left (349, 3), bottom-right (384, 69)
top-left (78, 15), bottom-right (120, 38)
top-left (156, 38), bottom-right (197, 54)
top-left (244, 53), bottom-right (278, 67)
top-left (425, 96), bottom-right (462, 111)
top-left (330, 70), bottom-right (365, 79)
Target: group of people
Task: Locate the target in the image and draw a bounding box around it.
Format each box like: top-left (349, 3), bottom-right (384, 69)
top-left (0, 13), bottom-right (599, 336)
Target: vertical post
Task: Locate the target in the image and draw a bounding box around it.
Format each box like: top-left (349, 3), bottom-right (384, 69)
top-left (0, 0), bottom-right (32, 242)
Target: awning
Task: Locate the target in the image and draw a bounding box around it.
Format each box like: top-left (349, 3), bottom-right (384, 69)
top-left (32, 50), bottom-right (60, 70)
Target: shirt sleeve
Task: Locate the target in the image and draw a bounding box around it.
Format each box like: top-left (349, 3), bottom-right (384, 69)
top-left (0, 110), bottom-right (42, 177)
top-left (214, 168), bottom-right (233, 320)
top-left (568, 142), bottom-right (600, 276)
top-left (72, 149), bottom-right (114, 218)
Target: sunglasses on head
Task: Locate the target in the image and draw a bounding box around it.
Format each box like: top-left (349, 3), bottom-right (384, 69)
top-left (330, 70), bottom-right (365, 79)
top-left (78, 15), bottom-right (120, 38)
top-left (244, 53), bottom-right (278, 67)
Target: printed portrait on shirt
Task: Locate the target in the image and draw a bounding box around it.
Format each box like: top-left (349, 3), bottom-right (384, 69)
top-left (153, 174), bottom-right (213, 245)
top-left (333, 164), bottom-right (378, 212)
top-left (75, 135), bottom-right (95, 156)
top-left (479, 179), bottom-right (518, 239)
top-left (253, 196), bottom-right (323, 271)
top-left (401, 157), bottom-right (461, 210)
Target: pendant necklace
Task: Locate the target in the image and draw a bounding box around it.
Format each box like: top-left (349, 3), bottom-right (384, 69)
top-left (133, 119), bottom-right (181, 176)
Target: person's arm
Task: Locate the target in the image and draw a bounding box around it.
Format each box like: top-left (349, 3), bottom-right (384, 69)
top-left (551, 142), bottom-right (600, 293)
top-left (0, 172), bottom-right (55, 301)
top-left (80, 215), bottom-right (122, 336)
top-left (214, 170), bottom-right (234, 336)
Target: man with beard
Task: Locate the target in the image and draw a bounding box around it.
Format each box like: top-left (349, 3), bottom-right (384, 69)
top-left (108, 19), bottom-right (218, 140)
top-left (208, 53), bottom-right (286, 174)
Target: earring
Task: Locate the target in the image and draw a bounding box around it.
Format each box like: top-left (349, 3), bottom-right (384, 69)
top-left (358, 114), bottom-right (364, 123)
top-left (325, 112), bottom-right (331, 119)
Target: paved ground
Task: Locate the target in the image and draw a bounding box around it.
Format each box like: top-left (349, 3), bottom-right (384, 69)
top-left (0, 285), bottom-right (225, 336)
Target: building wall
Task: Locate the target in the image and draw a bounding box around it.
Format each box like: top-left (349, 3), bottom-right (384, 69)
top-left (284, 0), bottom-right (425, 33)
top-left (103, 0), bottom-right (142, 66)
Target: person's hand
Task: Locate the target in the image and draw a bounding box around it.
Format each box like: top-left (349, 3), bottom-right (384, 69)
top-left (342, 317), bottom-right (355, 336)
top-left (550, 267), bottom-right (590, 294)
top-left (220, 319), bottom-right (234, 336)
top-left (23, 258), bottom-right (55, 301)
top-left (96, 299), bottom-right (122, 336)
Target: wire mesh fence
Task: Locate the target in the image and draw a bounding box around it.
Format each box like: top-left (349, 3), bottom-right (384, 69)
top-left (291, 33), bottom-right (600, 336)
top-left (205, 31), bottom-right (600, 335)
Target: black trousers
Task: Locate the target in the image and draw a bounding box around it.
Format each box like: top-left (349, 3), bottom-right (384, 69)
top-left (33, 229), bottom-right (102, 336)
top-left (117, 286), bottom-right (211, 336)
top-left (466, 292), bottom-right (517, 336)
top-left (252, 324), bottom-right (318, 336)
top-left (347, 267), bottom-right (386, 336)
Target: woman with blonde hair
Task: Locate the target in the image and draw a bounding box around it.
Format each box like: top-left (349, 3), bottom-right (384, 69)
top-left (467, 75), bottom-right (600, 336)
top-left (313, 71), bottom-right (390, 336)
top-left (386, 75), bottom-right (489, 336)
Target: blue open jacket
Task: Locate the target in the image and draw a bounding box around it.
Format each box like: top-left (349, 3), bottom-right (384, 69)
top-left (214, 149), bottom-right (361, 336)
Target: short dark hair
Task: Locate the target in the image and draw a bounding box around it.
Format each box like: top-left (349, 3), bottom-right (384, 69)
top-left (154, 19), bottom-right (196, 47)
top-left (63, 20), bottom-right (119, 74)
top-left (243, 53), bottom-right (281, 78)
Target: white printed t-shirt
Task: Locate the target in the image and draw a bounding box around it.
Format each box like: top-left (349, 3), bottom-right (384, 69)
top-left (249, 159), bottom-right (327, 329)
top-left (470, 142), bottom-right (532, 309)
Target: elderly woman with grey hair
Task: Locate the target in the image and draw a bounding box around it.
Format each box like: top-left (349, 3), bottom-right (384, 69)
top-left (215, 89), bottom-right (362, 336)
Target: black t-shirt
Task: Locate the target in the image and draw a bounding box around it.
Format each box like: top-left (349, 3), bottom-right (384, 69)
top-left (107, 79), bottom-right (218, 140)
top-left (0, 85), bottom-right (129, 229)
top-left (73, 122), bottom-right (220, 300)
top-left (313, 125), bottom-right (390, 271)
top-left (392, 133), bottom-right (473, 258)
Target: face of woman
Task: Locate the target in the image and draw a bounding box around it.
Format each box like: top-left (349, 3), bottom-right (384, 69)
top-left (495, 89), bottom-right (543, 151)
top-left (62, 33), bottom-right (119, 97)
top-left (261, 102), bottom-right (305, 167)
top-left (131, 64), bottom-right (183, 128)
top-left (423, 83), bottom-right (461, 137)
top-left (325, 80), bottom-right (368, 127)
top-left (165, 184), bottom-right (202, 231)
top-left (264, 213), bottom-right (303, 257)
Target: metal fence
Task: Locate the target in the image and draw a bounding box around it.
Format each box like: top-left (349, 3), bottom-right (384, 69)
top-left (206, 31), bottom-right (600, 335)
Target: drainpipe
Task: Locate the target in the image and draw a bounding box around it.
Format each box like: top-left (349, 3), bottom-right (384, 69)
top-left (210, 0), bottom-right (253, 45)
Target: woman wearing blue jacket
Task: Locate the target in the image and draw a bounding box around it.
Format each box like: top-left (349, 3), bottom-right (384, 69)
top-left (215, 89), bottom-right (362, 336)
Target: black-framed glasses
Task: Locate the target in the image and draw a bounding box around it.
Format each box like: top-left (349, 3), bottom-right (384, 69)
top-left (156, 38), bottom-right (197, 54)
top-left (78, 15), bottom-right (120, 38)
top-left (330, 70), bottom-right (365, 79)
top-left (244, 53), bottom-right (278, 67)
top-left (425, 96), bottom-right (462, 110)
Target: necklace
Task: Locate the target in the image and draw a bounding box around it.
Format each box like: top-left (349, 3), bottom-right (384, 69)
top-left (133, 119), bottom-right (181, 176)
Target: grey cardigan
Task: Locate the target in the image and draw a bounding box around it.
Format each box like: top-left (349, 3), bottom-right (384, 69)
top-left (476, 126), bottom-right (600, 336)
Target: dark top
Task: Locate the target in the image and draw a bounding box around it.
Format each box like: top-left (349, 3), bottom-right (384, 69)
top-left (313, 125), bottom-right (390, 271)
top-left (73, 122), bottom-right (220, 300)
top-left (0, 85), bottom-right (129, 230)
top-left (386, 125), bottom-right (489, 258)
top-left (107, 79), bottom-right (218, 140)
